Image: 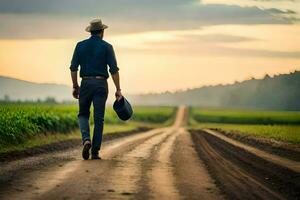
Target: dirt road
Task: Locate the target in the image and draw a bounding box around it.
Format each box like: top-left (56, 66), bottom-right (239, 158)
top-left (0, 106), bottom-right (299, 200)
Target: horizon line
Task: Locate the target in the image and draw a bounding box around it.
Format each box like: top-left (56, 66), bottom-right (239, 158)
top-left (1, 69), bottom-right (299, 95)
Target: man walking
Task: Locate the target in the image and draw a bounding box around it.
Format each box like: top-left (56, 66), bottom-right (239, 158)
top-left (70, 19), bottom-right (123, 160)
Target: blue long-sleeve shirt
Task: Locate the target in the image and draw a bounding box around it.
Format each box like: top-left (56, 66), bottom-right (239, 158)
top-left (70, 35), bottom-right (119, 78)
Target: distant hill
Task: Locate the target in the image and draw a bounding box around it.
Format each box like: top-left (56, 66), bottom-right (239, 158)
top-left (0, 76), bottom-right (72, 102)
top-left (1, 71), bottom-right (300, 110)
top-left (129, 71), bottom-right (300, 110)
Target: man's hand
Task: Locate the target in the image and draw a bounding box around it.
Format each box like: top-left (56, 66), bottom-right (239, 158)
top-left (112, 72), bottom-right (122, 101)
top-left (115, 90), bottom-right (123, 101)
top-left (72, 86), bottom-right (80, 99)
top-left (71, 71), bottom-right (79, 99)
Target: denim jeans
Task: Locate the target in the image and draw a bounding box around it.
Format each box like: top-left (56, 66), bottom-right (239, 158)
top-left (78, 78), bottom-right (108, 155)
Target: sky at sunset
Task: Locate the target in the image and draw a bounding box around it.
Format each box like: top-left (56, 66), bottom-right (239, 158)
top-left (0, 0), bottom-right (299, 94)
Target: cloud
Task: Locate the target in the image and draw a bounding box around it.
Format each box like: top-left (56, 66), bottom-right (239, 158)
top-left (119, 33), bottom-right (300, 59)
top-left (218, 47), bottom-right (300, 58)
top-left (266, 8), bottom-right (297, 14)
top-left (0, 0), bottom-right (298, 39)
top-left (123, 44), bottom-right (300, 59)
top-left (184, 34), bottom-right (257, 43)
top-left (144, 33), bottom-right (257, 45)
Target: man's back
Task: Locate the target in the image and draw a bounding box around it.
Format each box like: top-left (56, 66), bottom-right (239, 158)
top-left (70, 35), bottom-right (118, 78)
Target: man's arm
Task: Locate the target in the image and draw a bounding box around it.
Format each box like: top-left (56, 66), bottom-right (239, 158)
top-left (112, 72), bottom-right (123, 101)
top-left (107, 44), bottom-right (122, 101)
top-left (70, 43), bottom-right (80, 99)
top-left (71, 71), bottom-right (79, 99)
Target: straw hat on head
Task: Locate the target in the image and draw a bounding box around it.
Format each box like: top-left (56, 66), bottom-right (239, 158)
top-left (85, 19), bottom-right (108, 32)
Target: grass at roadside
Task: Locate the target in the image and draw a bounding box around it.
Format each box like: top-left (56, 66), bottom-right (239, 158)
top-left (190, 123), bottom-right (300, 144)
top-left (0, 123), bottom-right (138, 154)
top-left (131, 106), bottom-right (176, 124)
top-left (189, 107), bottom-right (300, 144)
top-left (191, 108), bottom-right (300, 125)
top-left (0, 104), bottom-right (175, 153)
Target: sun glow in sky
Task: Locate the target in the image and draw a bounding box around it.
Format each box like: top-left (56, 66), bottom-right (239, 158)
top-left (0, 0), bottom-right (299, 94)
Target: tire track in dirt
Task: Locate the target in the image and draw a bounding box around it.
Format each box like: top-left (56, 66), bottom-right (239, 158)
top-left (204, 129), bottom-right (300, 173)
top-left (172, 128), bottom-right (223, 200)
top-left (149, 129), bottom-right (181, 199)
top-left (101, 128), bottom-right (176, 199)
top-left (101, 106), bottom-right (187, 199)
top-left (146, 106), bottom-right (189, 199)
top-left (191, 130), bottom-right (300, 200)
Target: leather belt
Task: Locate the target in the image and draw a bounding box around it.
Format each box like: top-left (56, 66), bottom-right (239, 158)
top-left (82, 76), bottom-right (105, 79)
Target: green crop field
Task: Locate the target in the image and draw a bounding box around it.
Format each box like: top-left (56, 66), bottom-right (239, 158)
top-left (132, 106), bottom-right (175, 124)
top-left (191, 108), bottom-right (300, 125)
top-left (190, 108), bottom-right (300, 143)
top-left (0, 104), bottom-right (175, 151)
